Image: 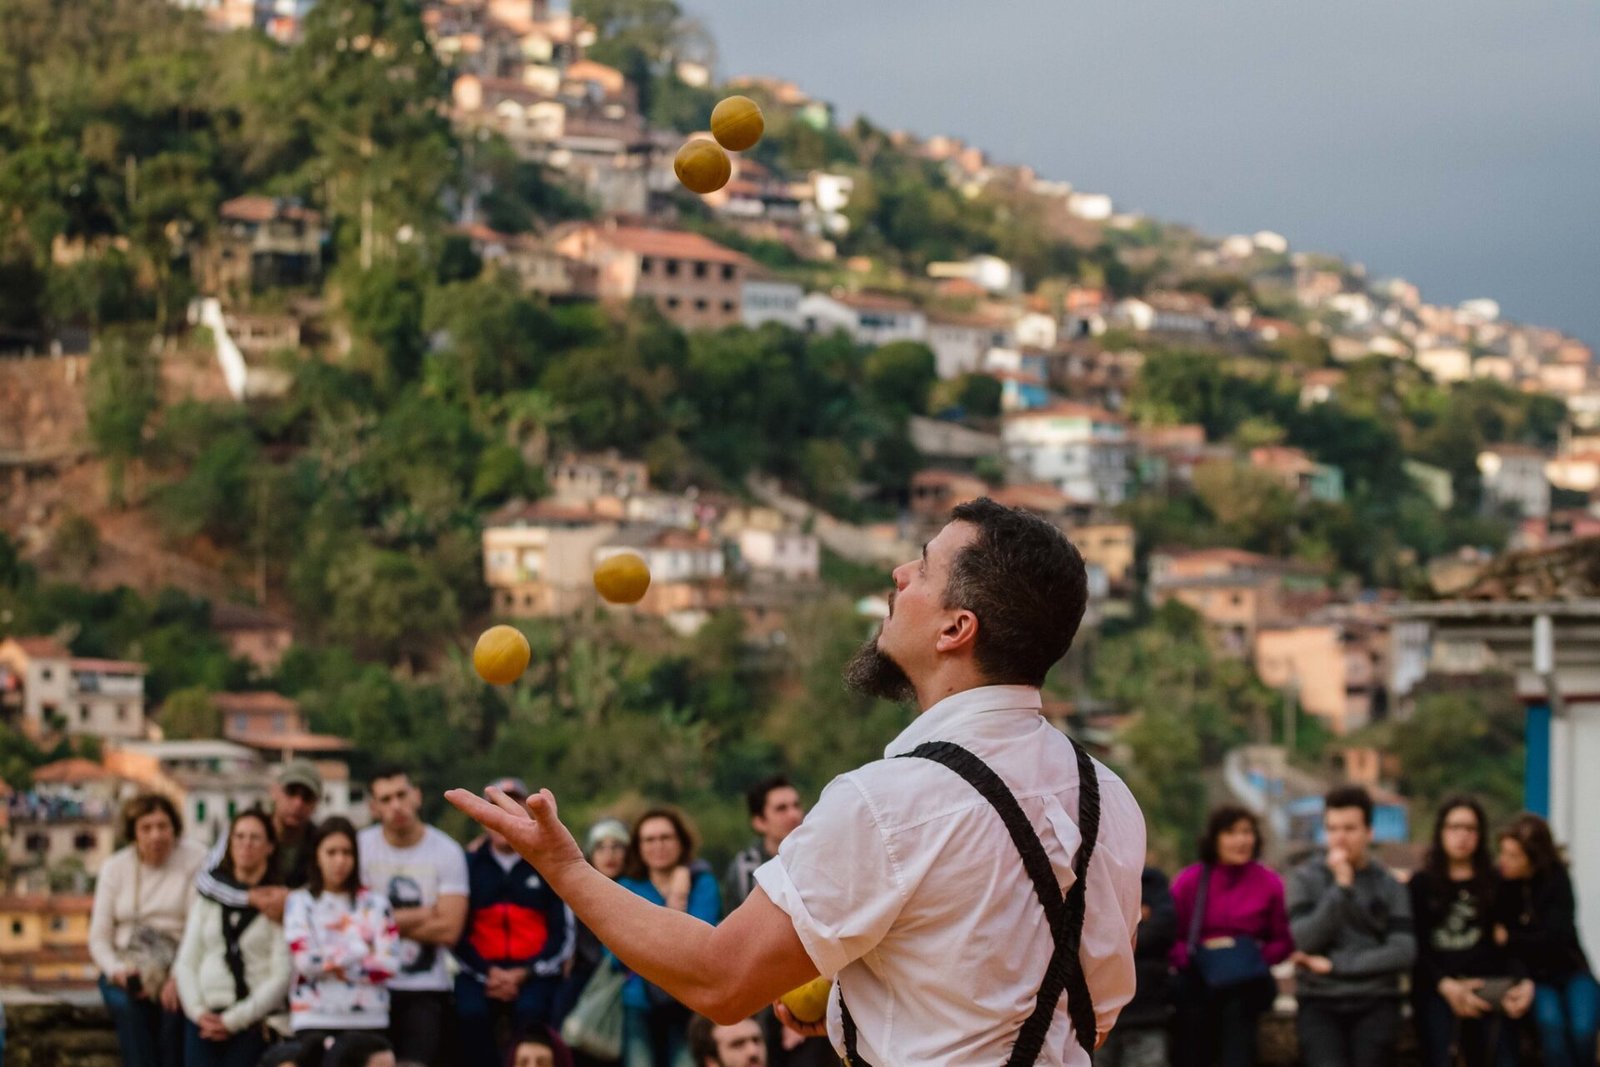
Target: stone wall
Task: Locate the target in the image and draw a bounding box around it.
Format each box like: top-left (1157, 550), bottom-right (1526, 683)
top-left (3, 998), bottom-right (122, 1067)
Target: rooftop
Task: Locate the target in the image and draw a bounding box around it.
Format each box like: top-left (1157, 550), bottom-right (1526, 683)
top-left (594, 226), bottom-right (744, 266)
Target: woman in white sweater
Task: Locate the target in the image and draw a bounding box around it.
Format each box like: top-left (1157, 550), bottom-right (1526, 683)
top-left (284, 816), bottom-right (401, 1060)
top-left (90, 792), bottom-right (208, 1067)
top-left (174, 809), bottom-right (293, 1067)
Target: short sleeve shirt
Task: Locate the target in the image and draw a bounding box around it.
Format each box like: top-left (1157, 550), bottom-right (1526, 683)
top-left (755, 685), bottom-right (1145, 1066)
top-left (358, 824), bottom-right (469, 992)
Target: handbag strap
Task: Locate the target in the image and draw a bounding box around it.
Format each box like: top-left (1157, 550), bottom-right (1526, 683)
top-left (1185, 864), bottom-right (1212, 959)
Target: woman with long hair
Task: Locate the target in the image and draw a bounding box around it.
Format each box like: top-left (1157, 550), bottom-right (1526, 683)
top-left (615, 808), bottom-right (720, 1067)
top-left (174, 809), bottom-right (293, 1067)
top-left (1494, 813), bottom-right (1598, 1067)
top-left (1409, 796), bottom-right (1530, 1067)
top-left (1169, 805), bottom-right (1293, 1067)
top-left (90, 792), bottom-right (209, 1067)
top-left (283, 817), bottom-right (401, 1061)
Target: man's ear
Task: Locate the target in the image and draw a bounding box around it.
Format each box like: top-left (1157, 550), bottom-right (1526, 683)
top-left (935, 609), bottom-right (979, 654)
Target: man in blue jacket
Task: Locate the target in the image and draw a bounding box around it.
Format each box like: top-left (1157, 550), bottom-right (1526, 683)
top-left (455, 777), bottom-right (575, 1067)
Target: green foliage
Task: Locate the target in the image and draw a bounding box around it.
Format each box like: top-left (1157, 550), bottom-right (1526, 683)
top-left (1093, 602), bottom-right (1275, 862)
top-left (1379, 685), bottom-right (1525, 828)
top-left (159, 686), bottom-right (220, 739)
top-left (86, 329), bottom-right (160, 506)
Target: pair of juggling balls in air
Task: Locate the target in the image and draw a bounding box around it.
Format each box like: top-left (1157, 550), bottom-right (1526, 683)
top-left (674, 95), bottom-right (764, 195)
top-left (472, 553), bottom-right (652, 686)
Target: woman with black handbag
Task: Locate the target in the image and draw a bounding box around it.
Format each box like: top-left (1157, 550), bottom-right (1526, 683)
top-left (174, 808), bottom-right (293, 1067)
top-left (1169, 806), bottom-right (1293, 1067)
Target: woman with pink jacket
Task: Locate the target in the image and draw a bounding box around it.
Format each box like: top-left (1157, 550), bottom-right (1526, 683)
top-left (1169, 806), bottom-right (1294, 1067)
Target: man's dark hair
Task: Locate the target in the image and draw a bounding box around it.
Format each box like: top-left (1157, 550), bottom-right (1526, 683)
top-left (367, 764), bottom-right (412, 792)
top-left (686, 1014), bottom-right (721, 1067)
top-left (306, 816), bottom-right (361, 897)
top-left (746, 774), bottom-right (795, 819)
top-left (945, 498), bottom-right (1089, 687)
top-left (1324, 785), bottom-right (1374, 828)
top-left (1197, 805), bottom-right (1263, 864)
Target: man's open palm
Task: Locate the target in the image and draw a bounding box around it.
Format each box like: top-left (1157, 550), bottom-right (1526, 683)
top-left (445, 786), bottom-right (585, 876)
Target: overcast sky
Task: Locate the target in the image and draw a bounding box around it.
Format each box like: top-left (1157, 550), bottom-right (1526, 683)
top-left (680, 0), bottom-right (1600, 345)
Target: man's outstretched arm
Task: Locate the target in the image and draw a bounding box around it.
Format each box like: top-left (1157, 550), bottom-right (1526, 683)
top-left (447, 786), bottom-right (818, 1024)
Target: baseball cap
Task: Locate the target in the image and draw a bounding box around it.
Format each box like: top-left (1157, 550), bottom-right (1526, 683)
top-left (485, 776), bottom-right (529, 800)
top-left (277, 759), bottom-right (323, 797)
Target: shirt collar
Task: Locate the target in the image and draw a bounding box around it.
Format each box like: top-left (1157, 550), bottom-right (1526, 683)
top-left (885, 684), bottom-right (1043, 758)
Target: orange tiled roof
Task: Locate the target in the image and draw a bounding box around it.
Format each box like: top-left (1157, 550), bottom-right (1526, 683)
top-left (31, 758), bottom-right (111, 785)
top-left (7, 636), bottom-right (72, 659)
top-left (220, 196), bottom-right (321, 226)
top-left (214, 691), bottom-right (299, 714)
top-left (597, 226), bottom-right (744, 266)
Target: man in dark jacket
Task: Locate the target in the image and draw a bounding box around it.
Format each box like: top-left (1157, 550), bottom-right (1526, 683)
top-left (1099, 863), bottom-right (1178, 1066)
top-left (1288, 786), bottom-right (1416, 1067)
top-left (455, 777), bottom-right (575, 1067)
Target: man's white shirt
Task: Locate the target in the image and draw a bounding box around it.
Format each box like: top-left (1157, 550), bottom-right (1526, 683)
top-left (755, 685), bottom-right (1145, 1065)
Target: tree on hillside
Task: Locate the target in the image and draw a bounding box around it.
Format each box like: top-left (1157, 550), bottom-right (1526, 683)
top-left (294, 0), bottom-right (454, 269)
top-left (86, 329), bottom-right (159, 507)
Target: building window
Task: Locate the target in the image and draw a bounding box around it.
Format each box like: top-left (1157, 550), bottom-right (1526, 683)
top-left (73, 832), bottom-right (96, 852)
top-left (693, 261), bottom-right (707, 279)
top-left (721, 264), bottom-right (735, 281)
top-left (640, 256), bottom-right (653, 274)
top-left (722, 301), bottom-right (735, 313)
top-left (196, 800), bottom-right (207, 823)
top-left (41, 668), bottom-right (53, 682)
top-left (694, 299), bottom-right (708, 312)
top-left (116, 705), bottom-right (127, 722)
top-left (79, 705), bottom-right (90, 722)
top-left (26, 833), bottom-right (47, 853)
top-left (9, 920), bottom-right (21, 937)
top-left (665, 259), bottom-right (679, 277)
top-left (50, 916), bottom-right (66, 933)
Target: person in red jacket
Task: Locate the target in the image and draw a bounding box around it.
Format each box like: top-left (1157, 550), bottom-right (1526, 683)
top-left (456, 778), bottom-right (576, 1067)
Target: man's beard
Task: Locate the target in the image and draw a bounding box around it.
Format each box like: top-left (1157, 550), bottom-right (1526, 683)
top-left (842, 634), bottom-right (916, 703)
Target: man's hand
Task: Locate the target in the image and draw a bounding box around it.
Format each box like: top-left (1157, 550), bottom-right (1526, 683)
top-left (159, 976), bottom-right (182, 1013)
top-left (1291, 951), bottom-right (1333, 975)
top-left (1493, 924), bottom-right (1509, 946)
top-left (1502, 979), bottom-right (1535, 1019)
top-left (773, 1000), bottom-right (828, 1040)
top-left (446, 787), bottom-right (586, 881)
top-left (1326, 848), bottom-right (1355, 888)
top-left (486, 966), bottom-right (527, 1002)
top-left (198, 1012), bottom-right (230, 1040)
top-left (248, 885), bottom-right (290, 923)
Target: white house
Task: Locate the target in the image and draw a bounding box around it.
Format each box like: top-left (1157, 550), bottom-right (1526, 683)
top-left (1013, 311), bottom-right (1058, 351)
top-left (927, 313), bottom-right (1008, 380)
top-left (741, 275), bottom-right (804, 331)
top-left (1001, 403), bottom-right (1132, 505)
top-left (1478, 445), bottom-right (1551, 519)
top-left (926, 254), bottom-right (1021, 296)
top-left (1066, 192), bottom-right (1114, 221)
top-left (1417, 345), bottom-right (1473, 383)
top-left (0, 638), bottom-right (147, 742)
top-left (736, 527), bottom-right (820, 582)
top-left (1111, 293), bottom-right (1212, 335)
top-left (799, 291), bottom-right (927, 347)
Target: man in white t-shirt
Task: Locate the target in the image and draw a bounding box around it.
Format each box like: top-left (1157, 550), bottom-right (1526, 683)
top-left (359, 766), bottom-right (469, 1067)
top-left (450, 499), bottom-right (1146, 1065)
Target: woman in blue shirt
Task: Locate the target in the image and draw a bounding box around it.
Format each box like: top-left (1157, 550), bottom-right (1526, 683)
top-left (616, 807), bottom-right (721, 1067)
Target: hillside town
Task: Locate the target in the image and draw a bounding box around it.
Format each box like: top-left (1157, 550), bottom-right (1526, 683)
top-left (3, 0), bottom-right (1600, 1065)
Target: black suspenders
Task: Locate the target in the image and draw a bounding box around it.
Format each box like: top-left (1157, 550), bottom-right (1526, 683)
top-left (839, 738), bottom-right (1102, 1065)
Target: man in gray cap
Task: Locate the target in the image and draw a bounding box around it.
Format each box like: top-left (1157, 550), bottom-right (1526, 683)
top-left (195, 757), bottom-right (323, 921)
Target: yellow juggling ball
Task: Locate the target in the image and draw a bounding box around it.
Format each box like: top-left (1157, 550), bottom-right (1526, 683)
top-left (779, 977), bottom-right (832, 1024)
top-left (710, 95), bottom-right (764, 152)
top-left (594, 552), bottom-right (652, 605)
top-left (473, 625), bottom-right (531, 686)
top-left (674, 138), bottom-right (732, 195)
